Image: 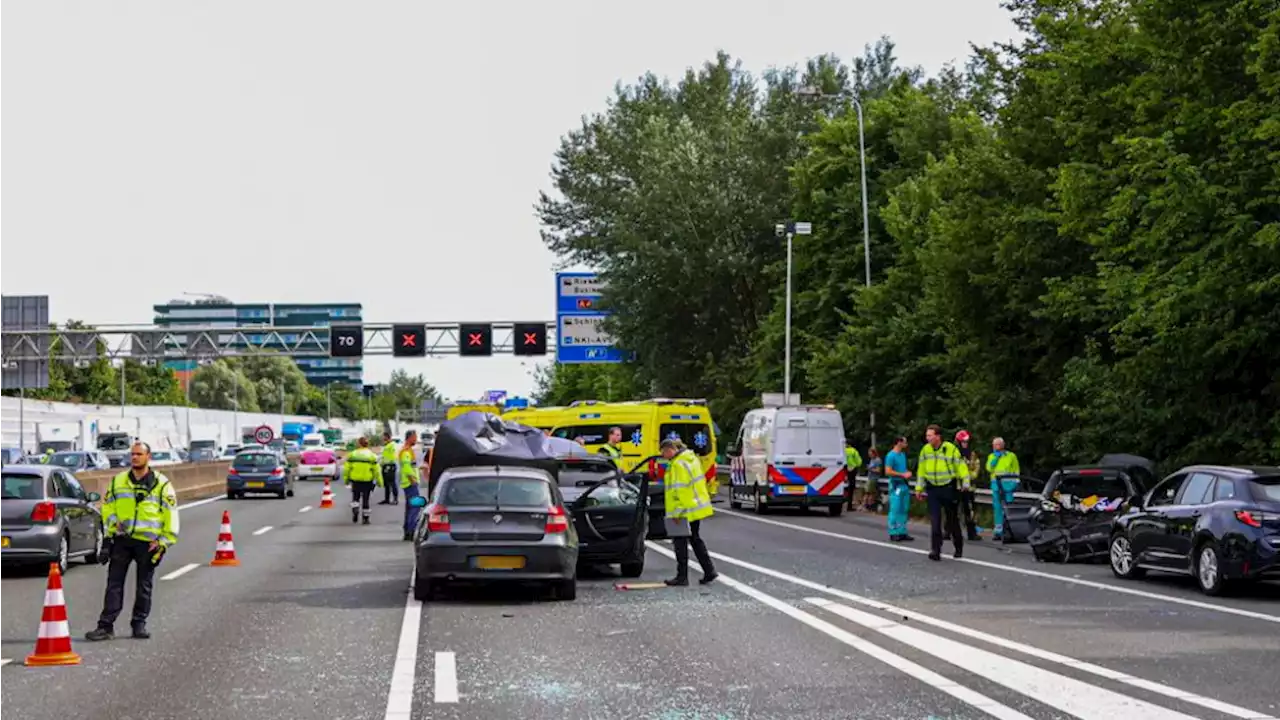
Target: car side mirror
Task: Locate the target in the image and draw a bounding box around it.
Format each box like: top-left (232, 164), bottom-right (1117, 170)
top-left (86, 491), bottom-right (101, 502)
top-left (408, 495), bottom-right (427, 508)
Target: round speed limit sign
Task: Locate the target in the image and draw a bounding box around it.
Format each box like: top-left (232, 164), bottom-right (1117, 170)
top-left (253, 425), bottom-right (274, 445)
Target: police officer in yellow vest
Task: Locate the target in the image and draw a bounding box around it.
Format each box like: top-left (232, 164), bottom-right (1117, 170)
top-left (598, 426), bottom-right (623, 465)
top-left (378, 432), bottom-right (399, 506)
top-left (344, 437), bottom-right (382, 525)
top-left (913, 425), bottom-right (971, 562)
top-left (844, 438), bottom-right (864, 511)
top-left (661, 438), bottom-right (718, 586)
top-left (86, 442), bottom-right (179, 641)
top-left (400, 430), bottom-right (422, 540)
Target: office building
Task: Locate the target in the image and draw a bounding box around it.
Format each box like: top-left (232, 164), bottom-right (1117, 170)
top-left (152, 298), bottom-right (362, 389)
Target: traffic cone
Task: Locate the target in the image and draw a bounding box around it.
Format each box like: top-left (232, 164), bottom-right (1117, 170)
top-left (210, 510), bottom-right (240, 566)
top-left (319, 479), bottom-right (334, 509)
top-left (25, 563), bottom-right (81, 666)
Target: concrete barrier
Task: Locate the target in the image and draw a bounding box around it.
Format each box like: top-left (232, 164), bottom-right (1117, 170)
top-left (77, 462), bottom-right (231, 503)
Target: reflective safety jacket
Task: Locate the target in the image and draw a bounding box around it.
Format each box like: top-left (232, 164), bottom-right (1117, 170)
top-left (664, 449), bottom-right (713, 522)
top-left (380, 442), bottom-right (399, 467)
top-left (987, 451), bottom-right (1021, 481)
top-left (344, 447), bottom-right (382, 486)
top-left (102, 470), bottom-right (179, 548)
top-left (914, 441), bottom-right (971, 493)
top-left (399, 447), bottom-right (418, 489)
top-left (598, 444), bottom-right (621, 463)
top-left (845, 446), bottom-right (863, 471)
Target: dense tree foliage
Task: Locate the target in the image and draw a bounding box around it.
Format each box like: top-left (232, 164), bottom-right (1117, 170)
top-left (537, 0), bottom-right (1280, 473)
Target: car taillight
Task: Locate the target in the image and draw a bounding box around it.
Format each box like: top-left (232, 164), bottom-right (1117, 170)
top-left (271, 467), bottom-right (284, 476)
top-left (1235, 510), bottom-right (1278, 528)
top-left (228, 467), bottom-right (239, 475)
top-left (30, 502), bottom-right (57, 523)
top-left (426, 505), bottom-right (450, 533)
top-left (545, 505), bottom-right (569, 533)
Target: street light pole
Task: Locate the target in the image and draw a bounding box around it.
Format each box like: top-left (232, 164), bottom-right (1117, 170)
top-left (777, 221), bottom-right (812, 402)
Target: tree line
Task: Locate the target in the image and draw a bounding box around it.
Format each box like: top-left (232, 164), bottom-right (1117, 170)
top-left (533, 0), bottom-right (1280, 474)
top-left (3, 321), bottom-right (443, 423)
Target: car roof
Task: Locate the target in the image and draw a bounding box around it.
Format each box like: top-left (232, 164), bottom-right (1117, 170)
top-left (1175, 464), bottom-right (1280, 477)
top-left (2, 464), bottom-right (56, 477)
top-left (439, 465), bottom-right (555, 482)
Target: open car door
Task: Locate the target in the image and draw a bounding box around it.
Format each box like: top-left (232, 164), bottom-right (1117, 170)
top-left (570, 474), bottom-right (650, 549)
top-left (626, 455), bottom-right (669, 539)
top-left (997, 474), bottom-right (1048, 543)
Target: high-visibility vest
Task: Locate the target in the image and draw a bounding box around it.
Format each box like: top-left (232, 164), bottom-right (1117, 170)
top-left (399, 448), bottom-right (418, 489)
top-left (844, 446), bottom-right (863, 470)
top-left (102, 470), bottom-right (179, 548)
top-left (344, 447), bottom-right (381, 485)
top-left (664, 450), bottom-right (713, 522)
top-left (599, 444), bottom-right (621, 462)
top-left (380, 443), bottom-right (398, 466)
top-left (987, 451), bottom-right (1021, 481)
top-left (914, 442), bottom-right (971, 493)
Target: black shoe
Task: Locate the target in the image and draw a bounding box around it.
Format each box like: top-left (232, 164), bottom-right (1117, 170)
top-left (888, 535), bottom-right (901, 542)
top-left (927, 552), bottom-right (941, 561)
top-left (902, 535), bottom-right (916, 542)
top-left (402, 532), bottom-right (413, 541)
top-left (352, 508), bottom-right (359, 523)
top-left (953, 548), bottom-right (964, 559)
top-left (377, 500), bottom-right (390, 505)
top-left (664, 577), bottom-right (689, 587)
top-left (391, 500), bottom-right (399, 506)
top-left (131, 625), bottom-right (150, 640)
top-left (362, 516), bottom-right (371, 525)
top-left (85, 627), bottom-right (113, 641)
top-left (968, 534), bottom-right (982, 542)
top-left (699, 572), bottom-right (719, 585)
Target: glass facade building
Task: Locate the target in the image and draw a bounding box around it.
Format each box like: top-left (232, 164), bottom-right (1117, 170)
top-left (152, 301), bottom-right (363, 389)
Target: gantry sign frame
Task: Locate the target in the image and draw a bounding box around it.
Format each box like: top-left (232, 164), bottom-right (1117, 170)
top-left (0, 323), bottom-right (556, 362)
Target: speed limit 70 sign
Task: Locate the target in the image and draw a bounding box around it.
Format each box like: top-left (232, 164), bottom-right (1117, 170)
top-left (329, 325), bottom-right (363, 357)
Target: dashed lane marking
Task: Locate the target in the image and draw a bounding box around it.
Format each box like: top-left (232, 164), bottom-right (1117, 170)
top-left (1, 659), bottom-right (12, 667)
top-left (252, 525), bottom-right (273, 536)
top-left (298, 506), bottom-right (312, 513)
top-left (434, 651), bottom-right (458, 703)
top-left (383, 571), bottom-right (423, 719)
top-left (160, 562), bottom-right (200, 581)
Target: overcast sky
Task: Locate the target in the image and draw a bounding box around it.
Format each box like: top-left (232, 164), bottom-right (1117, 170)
top-left (2, 0), bottom-right (1017, 400)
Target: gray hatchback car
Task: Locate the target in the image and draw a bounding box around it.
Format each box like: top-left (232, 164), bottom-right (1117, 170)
top-left (411, 465), bottom-right (579, 601)
top-left (1, 464), bottom-right (104, 574)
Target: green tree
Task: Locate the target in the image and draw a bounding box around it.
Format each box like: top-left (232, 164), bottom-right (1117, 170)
top-left (531, 363), bottom-right (644, 406)
top-left (123, 360), bottom-right (187, 406)
top-left (189, 360), bottom-right (259, 411)
top-left (231, 355), bottom-right (311, 414)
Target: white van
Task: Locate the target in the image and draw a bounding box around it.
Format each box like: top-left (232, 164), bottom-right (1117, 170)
top-left (727, 405), bottom-right (848, 515)
top-left (301, 433), bottom-right (326, 450)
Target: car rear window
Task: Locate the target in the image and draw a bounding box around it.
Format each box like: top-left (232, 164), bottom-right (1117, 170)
top-left (2, 473), bottom-right (45, 500)
top-left (443, 477), bottom-right (552, 507)
top-left (1056, 473), bottom-right (1129, 498)
top-left (1249, 475), bottom-right (1280, 502)
top-left (233, 453), bottom-right (277, 468)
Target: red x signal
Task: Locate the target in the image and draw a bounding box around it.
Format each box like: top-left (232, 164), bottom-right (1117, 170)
top-left (400, 334), bottom-right (417, 347)
top-left (523, 332), bottom-right (538, 345)
top-left (467, 333), bottom-right (483, 346)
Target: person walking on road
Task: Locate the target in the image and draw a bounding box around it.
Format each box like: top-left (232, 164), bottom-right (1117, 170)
top-left (914, 425), bottom-right (971, 561)
top-left (598, 426), bottom-right (624, 465)
top-left (955, 430), bottom-right (983, 542)
top-left (884, 437), bottom-right (914, 542)
top-left (343, 437), bottom-right (382, 525)
top-left (986, 437), bottom-right (1021, 542)
top-left (377, 432), bottom-right (399, 506)
top-left (843, 438), bottom-right (864, 511)
top-left (863, 447), bottom-right (884, 512)
top-left (400, 430), bottom-right (421, 541)
top-left (661, 438), bottom-right (718, 586)
top-left (86, 442), bottom-right (179, 641)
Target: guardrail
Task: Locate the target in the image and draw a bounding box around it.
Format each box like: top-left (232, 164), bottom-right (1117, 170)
top-left (714, 465), bottom-right (1042, 505)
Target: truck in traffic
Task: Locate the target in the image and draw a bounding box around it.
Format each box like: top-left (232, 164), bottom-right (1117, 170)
top-left (36, 422), bottom-right (82, 453)
top-left (188, 424), bottom-right (223, 461)
top-left (92, 416), bottom-right (142, 467)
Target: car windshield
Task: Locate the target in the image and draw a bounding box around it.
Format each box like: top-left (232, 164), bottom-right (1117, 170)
top-left (1249, 475), bottom-right (1280, 502)
top-left (48, 453), bottom-right (85, 468)
top-left (2, 472), bottom-right (44, 499)
top-left (233, 453), bottom-right (278, 469)
top-left (442, 476), bottom-right (552, 507)
top-left (1055, 473), bottom-right (1129, 499)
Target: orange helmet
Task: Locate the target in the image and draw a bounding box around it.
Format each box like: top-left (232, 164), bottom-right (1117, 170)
top-left (955, 430), bottom-right (971, 443)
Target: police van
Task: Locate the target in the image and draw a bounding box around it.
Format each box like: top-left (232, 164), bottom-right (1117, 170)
top-left (728, 401), bottom-right (848, 515)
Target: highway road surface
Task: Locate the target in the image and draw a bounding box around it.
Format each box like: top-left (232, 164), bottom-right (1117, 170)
top-left (3, 485), bottom-right (1278, 720)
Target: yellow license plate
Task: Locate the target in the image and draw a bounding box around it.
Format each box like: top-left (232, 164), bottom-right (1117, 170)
top-left (475, 555), bottom-right (525, 570)
top-left (1, 536), bottom-right (9, 548)
top-left (246, 481), bottom-right (265, 488)
top-left (779, 485), bottom-right (808, 495)
top-left (311, 466), bottom-right (326, 472)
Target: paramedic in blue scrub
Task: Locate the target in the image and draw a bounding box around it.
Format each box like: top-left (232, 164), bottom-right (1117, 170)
top-left (884, 437), bottom-right (914, 542)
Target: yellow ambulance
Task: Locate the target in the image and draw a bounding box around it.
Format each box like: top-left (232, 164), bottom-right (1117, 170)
top-left (445, 402), bottom-right (503, 421)
top-left (501, 405), bottom-right (570, 433)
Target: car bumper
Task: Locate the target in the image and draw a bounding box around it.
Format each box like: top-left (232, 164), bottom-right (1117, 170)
top-left (298, 464), bottom-right (338, 479)
top-left (227, 477), bottom-right (289, 493)
top-left (1, 525), bottom-right (62, 563)
top-left (416, 539), bottom-right (577, 582)
top-left (1229, 535), bottom-right (1280, 580)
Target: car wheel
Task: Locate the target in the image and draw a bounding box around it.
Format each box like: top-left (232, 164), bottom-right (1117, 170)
top-left (827, 504), bottom-right (844, 517)
top-left (1109, 533), bottom-right (1146, 579)
top-left (56, 533), bottom-right (69, 575)
top-left (277, 491), bottom-right (287, 499)
top-left (753, 487), bottom-right (769, 515)
top-left (413, 573), bottom-right (434, 602)
top-left (1195, 540), bottom-right (1227, 596)
top-left (554, 579), bottom-right (577, 601)
top-left (620, 560), bottom-right (644, 578)
top-left (84, 523), bottom-right (104, 565)
top-left (226, 490), bottom-right (236, 500)
top-left (286, 489), bottom-right (295, 497)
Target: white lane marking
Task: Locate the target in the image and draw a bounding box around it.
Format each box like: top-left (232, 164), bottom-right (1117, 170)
top-left (0, 658), bottom-right (11, 667)
top-left (160, 563), bottom-right (200, 581)
top-left (644, 542), bottom-right (1034, 720)
top-left (721, 509), bottom-right (1280, 625)
top-left (809, 598), bottom-right (1202, 720)
top-left (434, 651), bottom-right (459, 703)
top-left (383, 570), bottom-right (423, 720)
top-left (252, 525), bottom-right (273, 536)
top-left (298, 506), bottom-right (312, 513)
top-left (177, 495), bottom-right (222, 511)
top-left (689, 543), bottom-right (1278, 720)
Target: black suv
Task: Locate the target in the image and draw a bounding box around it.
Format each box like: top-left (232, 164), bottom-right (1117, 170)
top-left (1109, 465), bottom-right (1280, 595)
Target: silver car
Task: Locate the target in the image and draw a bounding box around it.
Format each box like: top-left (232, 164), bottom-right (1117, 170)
top-left (1, 465), bottom-right (105, 574)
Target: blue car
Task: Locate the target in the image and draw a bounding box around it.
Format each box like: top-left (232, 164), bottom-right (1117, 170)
top-left (226, 451), bottom-right (295, 499)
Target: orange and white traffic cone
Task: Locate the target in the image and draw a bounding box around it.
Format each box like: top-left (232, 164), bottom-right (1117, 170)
top-left (210, 510), bottom-right (240, 566)
top-left (25, 562), bottom-right (81, 666)
top-left (319, 479), bottom-right (334, 509)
